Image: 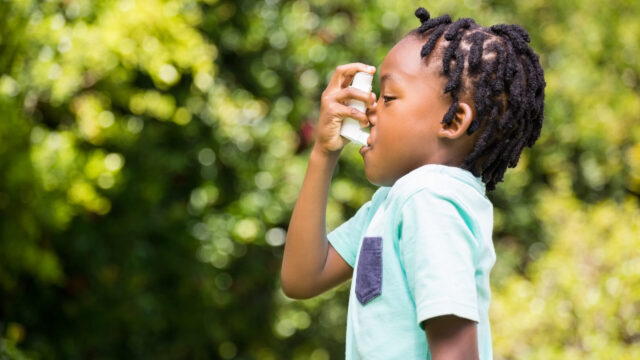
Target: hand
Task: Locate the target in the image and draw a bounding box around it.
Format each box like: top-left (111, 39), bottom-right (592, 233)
top-left (314, 63), bottom-right (377, 154)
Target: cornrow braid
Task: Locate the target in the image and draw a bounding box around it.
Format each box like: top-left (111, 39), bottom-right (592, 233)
top-left (408, 7), bottom-right (546, 190)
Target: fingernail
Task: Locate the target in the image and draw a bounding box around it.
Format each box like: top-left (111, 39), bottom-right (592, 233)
top-left (369, 66), bottom-right (375, 72)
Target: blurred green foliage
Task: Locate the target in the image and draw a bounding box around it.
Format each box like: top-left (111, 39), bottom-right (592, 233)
top-left (0, 0), bottom-right (638, 359)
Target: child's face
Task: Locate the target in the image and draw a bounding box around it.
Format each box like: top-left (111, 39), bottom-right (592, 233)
top-left (361, 36), bottom-right (454, 186)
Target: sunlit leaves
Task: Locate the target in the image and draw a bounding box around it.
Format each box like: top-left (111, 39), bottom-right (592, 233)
top-left (2, 0), bottom-right (640, 358)
top-left (492, 195), bottom-right (640, 359)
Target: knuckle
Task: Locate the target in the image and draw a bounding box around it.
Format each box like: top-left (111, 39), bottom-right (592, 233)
top-left (322, 92), bottom-right (336, 104)
top-left (345, 87), bottom-right (356, 97)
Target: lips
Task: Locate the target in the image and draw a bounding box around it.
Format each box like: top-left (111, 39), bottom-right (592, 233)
top-left (359, 146), bottom-right (370, 157)
top-left (359, 126), bottom-right (375, 158)
top-left (360, 135), bottom-right (374, 158)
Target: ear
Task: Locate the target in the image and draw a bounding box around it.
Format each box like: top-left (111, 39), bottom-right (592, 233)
top-left (438, 102), bottom-right (474, 139)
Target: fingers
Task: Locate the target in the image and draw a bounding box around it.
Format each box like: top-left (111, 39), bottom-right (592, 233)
top-left (333, 87), bottom-right (376, 108)
top-left (332, 103), bottom-right (369, 127)
top-left (367, 92), bottom-right (378, 114)
top-left (327, 63), bottom-right (376, 91)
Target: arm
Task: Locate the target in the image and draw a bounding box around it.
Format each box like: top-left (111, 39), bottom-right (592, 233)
top-left (281, 148), bottom-right (350, 299)
top-left (398, 189), bottom-right (483, 359)
top-left (281, 63), bottom-right (376, 299)
top-left (424, 315), bottom-right (479, 360)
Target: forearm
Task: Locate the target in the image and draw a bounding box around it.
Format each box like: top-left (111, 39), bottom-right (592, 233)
top-left (281, 147), bottom-right (340, 298)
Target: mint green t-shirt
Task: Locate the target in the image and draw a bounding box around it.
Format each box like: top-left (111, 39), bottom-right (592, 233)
top-left (328, 164), bottom-right (495, 359)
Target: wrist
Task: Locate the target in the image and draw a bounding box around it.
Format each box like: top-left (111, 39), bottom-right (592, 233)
top-left (311, 143), bottom-right (342, 161)
top-left (309, 146), bottom-right (341, 175)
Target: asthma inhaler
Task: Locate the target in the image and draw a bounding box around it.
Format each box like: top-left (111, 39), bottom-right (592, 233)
top-left (340, 71), bottom-right (373, 146)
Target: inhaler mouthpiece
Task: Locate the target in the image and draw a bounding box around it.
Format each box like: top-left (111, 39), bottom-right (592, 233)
top-left (341, 72), bottom-right (373, 146)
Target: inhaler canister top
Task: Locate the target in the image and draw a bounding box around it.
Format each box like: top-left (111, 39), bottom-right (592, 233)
top-left (340, 71), bottom-right (373, 146)
top-left (352, 72), bottom-right (373, 93)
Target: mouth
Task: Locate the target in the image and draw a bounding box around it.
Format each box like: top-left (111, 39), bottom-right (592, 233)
top-left (359, 144), bottom-right (371, 158)
top-left (360, 134), bottom-right (373, 158)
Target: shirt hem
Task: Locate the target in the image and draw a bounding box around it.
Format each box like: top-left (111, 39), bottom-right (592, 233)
top-left (417, 299), bottom-right (480, 326)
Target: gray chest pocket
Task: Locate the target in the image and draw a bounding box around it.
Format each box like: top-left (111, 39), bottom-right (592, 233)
top-left (355, 236), bottom-right (383, 305)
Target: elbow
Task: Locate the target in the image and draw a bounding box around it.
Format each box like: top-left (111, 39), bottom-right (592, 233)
top-left (280, 270), bottom-right (316, 300)
top-left (281, 284), bottom-right (313, 300)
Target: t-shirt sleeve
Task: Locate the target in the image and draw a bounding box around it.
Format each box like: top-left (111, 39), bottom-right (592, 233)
top-left (327, 199), bottom-right (374, 268)
top-left (398, 188), bottom-right (480, 326)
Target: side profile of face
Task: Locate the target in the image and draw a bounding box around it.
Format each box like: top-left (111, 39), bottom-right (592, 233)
top-left (361, 35), bottom-right (475, 186)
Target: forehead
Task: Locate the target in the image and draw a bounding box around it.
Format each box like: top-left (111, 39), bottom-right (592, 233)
top-left (379, 36), bottom-right (443, 86)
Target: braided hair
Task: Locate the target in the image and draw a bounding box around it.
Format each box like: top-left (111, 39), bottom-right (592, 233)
top-left (409, 7), bottom-right (546, 190)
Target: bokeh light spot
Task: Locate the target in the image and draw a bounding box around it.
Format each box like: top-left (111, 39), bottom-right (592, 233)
top-left (104, 153), bottom-right (124, 171)
top-left (265, 227), bottom-right (286, 247)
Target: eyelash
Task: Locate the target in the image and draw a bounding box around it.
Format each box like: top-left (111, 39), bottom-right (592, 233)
top-left (382, 96), bottom-right (396, 104)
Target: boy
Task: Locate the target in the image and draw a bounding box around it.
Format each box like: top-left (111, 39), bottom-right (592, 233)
top-left (281, 7), bottom-right (545, 359)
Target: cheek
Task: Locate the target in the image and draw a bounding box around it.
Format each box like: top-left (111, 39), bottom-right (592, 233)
top-left (376, 109), bottom-right (397, 135)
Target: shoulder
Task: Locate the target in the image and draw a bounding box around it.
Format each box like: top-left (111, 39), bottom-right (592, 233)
top-left (389, 165), bottom-right (488, 210)
top-left (388, 166), bottom-right (494, 243)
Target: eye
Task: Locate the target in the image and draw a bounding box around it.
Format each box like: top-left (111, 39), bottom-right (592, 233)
top-left (382, 95), bottom-right (396, 104)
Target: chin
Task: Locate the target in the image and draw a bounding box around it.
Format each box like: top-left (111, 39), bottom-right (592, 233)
top-left (364, 166), bottom-right (394, 187)
top-left (363, 166), bottom-right (380, 186)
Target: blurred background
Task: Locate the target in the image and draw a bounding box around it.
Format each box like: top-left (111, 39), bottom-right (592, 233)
top-left (0, 0), bottom-right (639, 358)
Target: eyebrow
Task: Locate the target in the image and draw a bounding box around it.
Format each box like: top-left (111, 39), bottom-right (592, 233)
top-left (380, 73), bottom-right (396, 86)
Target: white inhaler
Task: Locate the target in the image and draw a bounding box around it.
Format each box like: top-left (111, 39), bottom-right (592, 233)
top-left (340, 71), bottom-right (373, 146)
